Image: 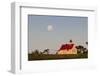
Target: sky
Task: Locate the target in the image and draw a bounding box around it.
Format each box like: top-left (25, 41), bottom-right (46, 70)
top-left (28, 15), bottom-right (88, 53)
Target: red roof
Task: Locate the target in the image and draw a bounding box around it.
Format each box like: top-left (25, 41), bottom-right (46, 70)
top-left (59, 44), bottom-right (74, 51)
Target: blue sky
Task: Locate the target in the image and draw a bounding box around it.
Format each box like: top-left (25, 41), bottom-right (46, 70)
top-left (28, 15), bottom-right (88, 53)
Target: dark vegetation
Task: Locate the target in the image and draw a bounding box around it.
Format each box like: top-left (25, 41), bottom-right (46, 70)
top-left (28, 53), bottom-right (88, 61)
top-left (28, 41), bottom-right (88, 61)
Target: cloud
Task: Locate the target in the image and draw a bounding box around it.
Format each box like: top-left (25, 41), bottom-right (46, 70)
top-left (47, 25), bottom-right (53, 31)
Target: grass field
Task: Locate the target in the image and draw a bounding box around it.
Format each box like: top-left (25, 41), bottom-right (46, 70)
top-left (28, 53), bottom-right (88, 61)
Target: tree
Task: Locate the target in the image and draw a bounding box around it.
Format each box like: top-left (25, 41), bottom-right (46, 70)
top-left (33, 49), bottom-right (39, 55)
top-left (76, 45), bottom-right (84, 54)
top-left (42, 49), bottom-right (49, 54)
top-left (86, 42), bottom-right (88, 45)
top-left (83, 48), bottom-right (88, 53)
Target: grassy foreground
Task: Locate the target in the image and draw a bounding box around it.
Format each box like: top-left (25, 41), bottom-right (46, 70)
top-left (28, 53), bottom-right (88, 61)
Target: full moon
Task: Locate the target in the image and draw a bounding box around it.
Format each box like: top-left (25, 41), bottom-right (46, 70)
top-left (47, 25), bottom-right (53, 31)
